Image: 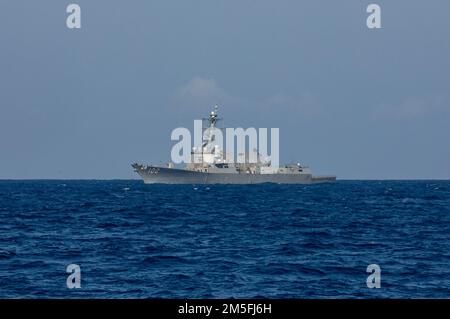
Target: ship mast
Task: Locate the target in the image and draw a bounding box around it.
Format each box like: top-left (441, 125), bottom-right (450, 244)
top-left (201, 105), bottom-right (220, 166)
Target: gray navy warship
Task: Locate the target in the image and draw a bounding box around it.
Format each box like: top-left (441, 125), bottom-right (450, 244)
top-left (132, 106), bottom-right (336, 184)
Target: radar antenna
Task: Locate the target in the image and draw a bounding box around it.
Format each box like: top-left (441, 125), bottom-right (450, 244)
top-left (209, 105), bottom-right (219, 127)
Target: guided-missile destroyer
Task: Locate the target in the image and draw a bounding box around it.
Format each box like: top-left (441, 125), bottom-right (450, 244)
top-left (132, 106), bottom-right (336, 184)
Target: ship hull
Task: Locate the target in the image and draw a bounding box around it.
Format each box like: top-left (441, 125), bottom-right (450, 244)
top-left (134, 166), bottom-right (336, 184)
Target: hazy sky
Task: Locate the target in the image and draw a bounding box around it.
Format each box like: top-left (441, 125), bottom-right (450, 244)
top-left (1, 0), bottom-right (449, 179)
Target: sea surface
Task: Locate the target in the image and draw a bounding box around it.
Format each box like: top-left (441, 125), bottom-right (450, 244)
top-left (0, 180), bottom-right (449, 298)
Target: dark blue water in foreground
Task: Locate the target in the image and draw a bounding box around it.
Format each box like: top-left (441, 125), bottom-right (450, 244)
top-left (1, 180), bottom-right (450, 298)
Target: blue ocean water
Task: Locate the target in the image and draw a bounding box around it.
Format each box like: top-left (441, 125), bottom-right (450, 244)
top-left (0, 180), bottom-right (450, 298)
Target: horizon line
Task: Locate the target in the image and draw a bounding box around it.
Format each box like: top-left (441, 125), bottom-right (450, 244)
top-left (0, 178), bottom-right (449, 181)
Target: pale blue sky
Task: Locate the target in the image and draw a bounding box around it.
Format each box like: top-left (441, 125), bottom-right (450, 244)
top-left (1, 0), bottom-right (449, 179)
